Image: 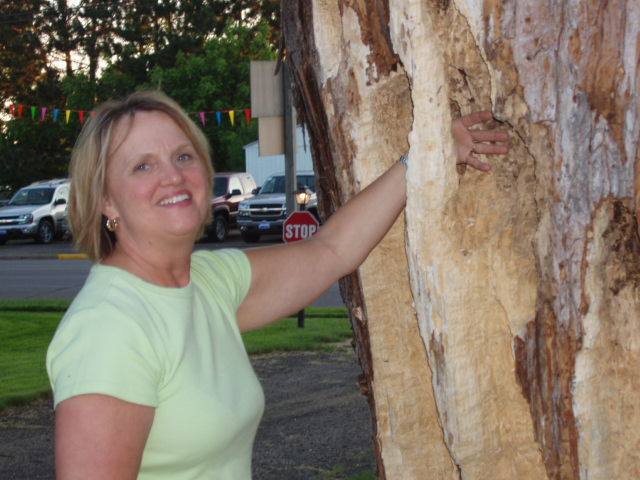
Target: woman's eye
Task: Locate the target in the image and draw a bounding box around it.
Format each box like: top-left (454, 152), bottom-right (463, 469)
top-left (177, 153), bottom-right (192, 163)
top-left (134, 162), bottom-right (150, 172)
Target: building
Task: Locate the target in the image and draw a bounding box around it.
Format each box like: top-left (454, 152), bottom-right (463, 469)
top-left (243, 126), bottom-right (314, 187)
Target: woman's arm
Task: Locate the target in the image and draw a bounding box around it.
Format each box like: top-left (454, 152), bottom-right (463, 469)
top-left (55, 394), bottom-right (154, 479)
top-left (238, 161), bottom-right (406, 331)
top-left (237, 112), bottom-right (508, 331)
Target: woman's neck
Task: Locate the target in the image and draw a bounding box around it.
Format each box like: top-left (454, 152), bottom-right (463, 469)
top-left (102, 241), bottom-right (193, 288)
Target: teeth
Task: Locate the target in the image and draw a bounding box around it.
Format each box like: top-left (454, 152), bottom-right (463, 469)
top-left (159, 194), bottom-right (190, 205)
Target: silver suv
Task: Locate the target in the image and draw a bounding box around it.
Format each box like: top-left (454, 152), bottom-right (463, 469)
top-left (0, 179), bottom-right (70, 245)
top-left (237, 172), bottom-right (318, 243)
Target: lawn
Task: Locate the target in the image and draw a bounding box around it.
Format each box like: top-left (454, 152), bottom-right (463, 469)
top-left (0, 300), bottom-right (352, 410)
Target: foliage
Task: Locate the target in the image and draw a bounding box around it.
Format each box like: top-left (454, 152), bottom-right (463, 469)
top-left (0, 304), bottom-right (350, 411)
top-left (0, 1), bottom-right (279, 193)
top-left (0, 0), bottom-right (49, 104)
top-left (0, 111), bottom-right (79, 191)
top-left (148, 23), bottom-right (276, 171)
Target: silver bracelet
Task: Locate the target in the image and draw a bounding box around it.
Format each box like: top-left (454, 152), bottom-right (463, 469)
top-left (400, 155), bottom-right (408, 166)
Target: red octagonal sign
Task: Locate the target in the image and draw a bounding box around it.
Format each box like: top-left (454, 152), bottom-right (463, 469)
top-left (283, 211), bottom-right (320, 243)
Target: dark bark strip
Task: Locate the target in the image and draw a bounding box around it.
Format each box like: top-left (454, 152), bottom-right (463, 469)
top-left (281, 1), bottom-right (386, 477)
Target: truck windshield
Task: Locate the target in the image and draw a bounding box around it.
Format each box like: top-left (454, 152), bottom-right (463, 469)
top-left (260, 175), bottom-right (316, 194)
top-left (8, 187), bottom-right (54, 206)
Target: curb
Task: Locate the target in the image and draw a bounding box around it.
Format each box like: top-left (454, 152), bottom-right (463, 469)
top-left (0, 253), bottom-right (88, 260)
top-left (57, 254), bottom-right (88, 260)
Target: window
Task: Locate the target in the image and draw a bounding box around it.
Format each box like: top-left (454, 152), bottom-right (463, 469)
top-left (297, 175), bottom-right (316, 193)
top-left (55, 186), bottom-right (69, 202)
top-left (9, 188), bottom-right (55, 206)
top-left (214, 177), bottom-right (229, 197)
top-left (260, 175), bottom-right (286, 194)
top-left (228, 177), bottom-right (242, 194)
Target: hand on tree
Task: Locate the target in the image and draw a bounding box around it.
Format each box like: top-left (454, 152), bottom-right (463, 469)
top-left (452, 111), bottom-right (510, 172)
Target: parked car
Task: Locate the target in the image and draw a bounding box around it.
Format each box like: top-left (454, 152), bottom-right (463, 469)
top-left (237, 171), bottom-right (318, 243)
top-left (206, 172), bottom-right (257, 242)
top-left (0, 179), bottom-right (70, 245)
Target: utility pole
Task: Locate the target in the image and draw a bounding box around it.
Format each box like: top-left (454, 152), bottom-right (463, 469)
top-left (283, 61), bottom-right (298, 216)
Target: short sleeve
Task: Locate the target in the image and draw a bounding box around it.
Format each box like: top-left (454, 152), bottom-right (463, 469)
top-left (46, 304), bottom-right (162, 408)
top-left (191, 249), bottom-right (252, 309)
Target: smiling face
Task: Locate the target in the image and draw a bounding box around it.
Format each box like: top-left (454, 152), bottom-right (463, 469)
top-left (102, 110), bottom-right (210, 252)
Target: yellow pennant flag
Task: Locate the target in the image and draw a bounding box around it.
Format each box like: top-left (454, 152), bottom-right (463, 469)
top-left (228, 110), bottom-right (235, 126)
top-left (66, 110), bottom-right (71, 124)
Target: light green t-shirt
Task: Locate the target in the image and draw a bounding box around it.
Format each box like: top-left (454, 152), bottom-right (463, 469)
top-left (46, 249), bottom-right (265, 479)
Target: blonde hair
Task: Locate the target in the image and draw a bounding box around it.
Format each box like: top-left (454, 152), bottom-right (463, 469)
top-left (68, 90), bottom-right (214, 262)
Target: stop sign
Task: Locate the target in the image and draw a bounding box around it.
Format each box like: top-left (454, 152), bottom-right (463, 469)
top-left (282, 211), bottom-right (320, 243)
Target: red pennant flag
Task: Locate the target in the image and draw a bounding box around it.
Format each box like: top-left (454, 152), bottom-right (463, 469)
top-left (79, 111), bottom-right (85, 124)
top-left (18, 105), bottom-right (24, 117)
top-left (9, 104), bottom-right (15, 117)
top-left (244, 109), bottom-right (251, 125)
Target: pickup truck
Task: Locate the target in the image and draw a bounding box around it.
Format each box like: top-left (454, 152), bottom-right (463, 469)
top-left (207, 172), bottom-right (257, 242)
top-left (237, 171), bottom-right (318, 243)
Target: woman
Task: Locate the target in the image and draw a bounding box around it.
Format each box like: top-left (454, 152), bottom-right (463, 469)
top-left (47, 90), bottom-right (508, 479)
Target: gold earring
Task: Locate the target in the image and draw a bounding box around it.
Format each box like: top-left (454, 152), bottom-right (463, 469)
top-left (105, 217), bottom-right (119, 232)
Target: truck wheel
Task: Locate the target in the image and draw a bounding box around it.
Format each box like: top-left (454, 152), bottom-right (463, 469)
top-left (241, 231), bottom-right (260, 243)
top-left (36, 219), bottom-right (55, 244)
top-left (211, 214), bottom-right (228, 242)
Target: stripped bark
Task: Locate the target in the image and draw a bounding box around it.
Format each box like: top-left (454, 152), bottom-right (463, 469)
top-left (282, 1), bottom-right (640, 478)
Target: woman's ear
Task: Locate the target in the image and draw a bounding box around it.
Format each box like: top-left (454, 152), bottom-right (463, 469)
top-left (103, 195), bottom-right (117, 220)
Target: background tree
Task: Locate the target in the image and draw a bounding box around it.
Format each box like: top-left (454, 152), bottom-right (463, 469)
top-left (150, 23), bottom-right (276, 171)
top-left (282, 1), bottom-right (640, 479)
top-left (40, 0), bottom-right (78, 77)
top-left (0, 0), bottom-right (48, 105)
top-left (0, 0), bottom-right (278, 193)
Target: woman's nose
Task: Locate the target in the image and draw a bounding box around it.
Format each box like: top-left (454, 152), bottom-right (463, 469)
top-left (162, 161), bottom-right (185, 184)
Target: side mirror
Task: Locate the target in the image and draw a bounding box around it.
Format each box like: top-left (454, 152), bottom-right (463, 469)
top-left (231, 189), bottom-right (242, 196)
top-left (54, 198), bottom-right (67, 206)
top-left (252, 187), bottom-right (261, 195)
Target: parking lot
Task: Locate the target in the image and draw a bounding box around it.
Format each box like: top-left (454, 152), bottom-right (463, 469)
top-left (0, 232), bottom-right (345, 307)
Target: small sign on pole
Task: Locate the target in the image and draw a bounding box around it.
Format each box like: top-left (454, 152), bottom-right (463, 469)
top-left (282, 211), bottom-right (320, 243)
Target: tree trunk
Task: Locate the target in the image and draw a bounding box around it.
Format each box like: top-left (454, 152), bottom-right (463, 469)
top-left (282, 1), bottom-right (640, 479)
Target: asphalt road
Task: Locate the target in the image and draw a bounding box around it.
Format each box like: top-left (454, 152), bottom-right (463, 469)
top-left (0, 232), bottom-right (345, 308)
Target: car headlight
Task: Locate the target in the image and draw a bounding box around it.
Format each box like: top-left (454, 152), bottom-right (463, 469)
top-left (18, 214), bottom-right (33, 224)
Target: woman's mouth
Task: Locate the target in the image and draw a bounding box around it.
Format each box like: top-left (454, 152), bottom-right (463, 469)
top-left (158, 193), bottom-right (191, 206)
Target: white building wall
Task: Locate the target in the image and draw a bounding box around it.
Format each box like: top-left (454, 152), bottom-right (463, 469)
top-left (243, 126), bottom-right (314, 187)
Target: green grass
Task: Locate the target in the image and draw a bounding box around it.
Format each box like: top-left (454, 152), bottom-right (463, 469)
top-left (316, 467), bottom-right (376, 480)
top-left (243, 310), bottom-right (353, 355)
top-left (0, 298), bottom-right (71, 312)
top-left (313, 447), bottom-right (377, 479)
top-left (0, 302), bottom-right (352, 411)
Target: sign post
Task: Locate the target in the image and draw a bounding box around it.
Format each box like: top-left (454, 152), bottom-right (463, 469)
top-left (283, 211), bottom-right (320, 327)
